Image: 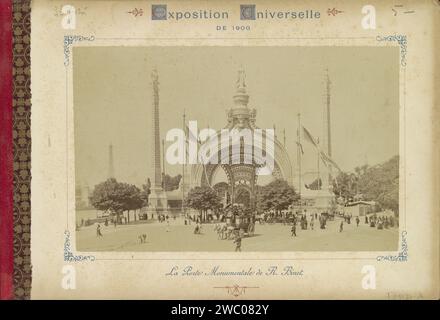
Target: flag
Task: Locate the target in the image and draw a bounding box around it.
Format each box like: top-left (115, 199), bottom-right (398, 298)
top-left (319, 150), bottom-right (342, 172)
top-left (185, 125), bottom-right (201, 145)
top-left (302, 125), bottom-right (342, 172)
top-left (185, 124), bottom-right (202, 157)
top-left (302, 126), bottom-right (318, 148)
top-left (296, 141), bottom-right (304, 155)
top-left (296, 128), bottom-right (304, 155)
top-left (185, 125), bottom-right (212, 188)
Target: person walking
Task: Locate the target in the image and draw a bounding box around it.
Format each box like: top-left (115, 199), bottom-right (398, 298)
top-left (234, 235), bottom-right (242, 252)
top-left (96, 224), bottom-right (103, 237)
top-left (217, 225), bottom-right (222, 240)
top-left (291, 223), bottom-right (296, 237)
top-left (222, 225), bottom-right (227, 240)
top-left (339, 221), bottom-right (343, 233)
top-left (356, 216), bottom-right (360, 227)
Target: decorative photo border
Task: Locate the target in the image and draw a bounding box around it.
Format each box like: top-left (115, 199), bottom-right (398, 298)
top-left (63, 35), bottom-right (408, 265)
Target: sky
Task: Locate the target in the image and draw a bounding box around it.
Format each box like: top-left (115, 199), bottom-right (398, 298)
top-left (73, 46), bottom-right (399, 188)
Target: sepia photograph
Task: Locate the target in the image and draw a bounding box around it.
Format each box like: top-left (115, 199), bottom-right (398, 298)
top-left (73, 46), bottom-right (400, 252)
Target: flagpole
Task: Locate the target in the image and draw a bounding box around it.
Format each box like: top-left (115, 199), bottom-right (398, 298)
top-left (182, 109), bottom-right (186, 217)
top-left (162, 139), bottom-right (166, 188)
top-left (326, 69), bottom-right (333, 188)
top-left (317, 139), bottom-right (320, 190)
top-left (297, 113), bottom-right (302, 210)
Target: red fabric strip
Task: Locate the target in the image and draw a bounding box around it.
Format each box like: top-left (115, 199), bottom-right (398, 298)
top-left (0, 0), bottom-right (14, 300)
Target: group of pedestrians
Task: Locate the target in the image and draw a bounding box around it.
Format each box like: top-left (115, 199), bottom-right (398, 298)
top-left (290, 211), bottom-right (319, 237)
top-left (212, 223), bottom-right (243, 251)
top-left (214, 223), bottom-right (233, 240)
top-left (289, 210), bottom-right (372, 236)
top-left (365, 214), bottom-right (396, 229)
top-left (289, 210), bottom-right (330, 237)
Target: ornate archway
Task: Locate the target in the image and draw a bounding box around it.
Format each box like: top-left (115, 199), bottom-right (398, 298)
top-left (187, 69), bottom-right (293, 209)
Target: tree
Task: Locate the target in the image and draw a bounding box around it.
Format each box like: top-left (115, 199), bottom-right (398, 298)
top-left (184, 186), bottom-right (222, 223)
top-left (358, 155), bottom-right (399, 214)
top-left (332, 172), bottom-right (357, 200)
top-left (90, 178), bottom-right (124, 215)
top-left (123, 183), bottom-right (143, 223)
top-left (332, 155), bottom-right (399, 214)
top-left (256, 179), bottom-right (298, 215)
top-left (90, 178), bottom-right (143, 224)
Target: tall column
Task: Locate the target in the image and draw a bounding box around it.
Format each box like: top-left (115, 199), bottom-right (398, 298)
top-left (297, 113), bottom-right (302, 200)
top-left (108, 144), bottom-right (114, 179)
top-left (326, 72), bottom-right (332, 159)
top-left (322, 70), bottom-right (332, 190)
top-left (181, 109), bottom-right (186, 215)
top-left (162, 138), bottom-right (166, 188)
top-left (152, 69), bottom-right (162, 188)
top-left (148, 69), bottom-right (167, 214)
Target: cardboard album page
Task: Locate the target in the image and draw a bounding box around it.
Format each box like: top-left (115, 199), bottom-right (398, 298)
top-left (30, 0), bottom-right (439, 299)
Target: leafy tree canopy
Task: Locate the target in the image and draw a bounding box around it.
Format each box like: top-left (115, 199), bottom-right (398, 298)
top-left (90, 178), bottom-right (143, 214)
top-left (256, 179), bottom-right (298, 213)
top-left (184, 186), bottom-right (222, 213)
top-left (332, 156), bottom-right (399, 213)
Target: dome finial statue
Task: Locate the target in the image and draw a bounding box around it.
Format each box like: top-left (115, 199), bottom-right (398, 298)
top-left (236, 66), bottom-right (246, 91)
top-left (151, 67), bottom-right (159, 82)
top-left (233, 67), bottom-right (249, 107)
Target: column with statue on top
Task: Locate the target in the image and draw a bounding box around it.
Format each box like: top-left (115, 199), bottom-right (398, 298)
top-left (147, 69), bottom-right (169, 216)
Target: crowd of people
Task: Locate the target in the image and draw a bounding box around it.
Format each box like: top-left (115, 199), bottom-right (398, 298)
top-left (288, 210), bottom-right (329, 237)
top-left (285, 208), bottom-right (398, 238)
top-left (88, 207), bottom-right (398, 254)
top-left (365, 214), bottom-right (397, 229)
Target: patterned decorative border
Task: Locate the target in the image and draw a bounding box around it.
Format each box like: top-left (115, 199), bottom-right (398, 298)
top-left (0, 0), bottom-right (14, 301)
top-left (64, 231), bottom-right (95, 262)
top-left (376, 34), bottom-right (407, 67)
top-left (12, 0), bottom-right (32, 299)
top-left (63, 35), bottom-right (95, 66)
top-left (376, 231), bottom-right (408, 262)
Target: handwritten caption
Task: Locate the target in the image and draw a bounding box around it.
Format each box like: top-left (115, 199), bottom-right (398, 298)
top-left (165, 265), bottom-right (304, 277)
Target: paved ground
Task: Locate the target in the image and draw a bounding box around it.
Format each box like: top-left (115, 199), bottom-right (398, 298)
top-left (76, 216), bottom-right (399, 252)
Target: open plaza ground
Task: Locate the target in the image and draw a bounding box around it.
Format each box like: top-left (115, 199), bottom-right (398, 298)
top-left (76, 214), bottom-right (399, 252)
